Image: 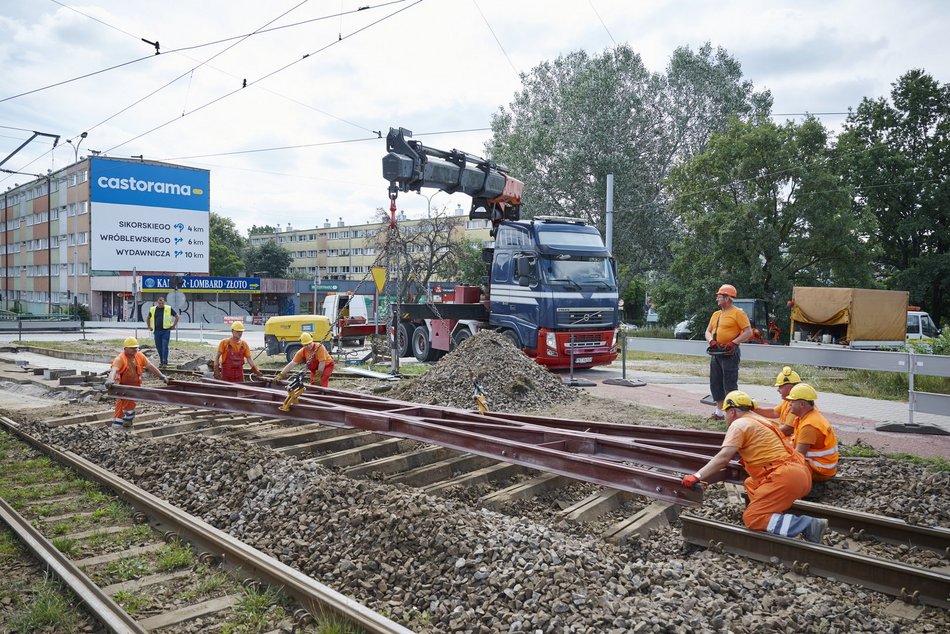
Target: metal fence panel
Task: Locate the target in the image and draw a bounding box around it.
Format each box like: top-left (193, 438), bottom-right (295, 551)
top-left (913, 353), bottom-right (950, 379)
top-left (913, 392), bottom-right (950, 416)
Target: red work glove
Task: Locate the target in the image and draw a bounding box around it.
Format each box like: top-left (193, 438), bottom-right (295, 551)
top-left (723, 342), bottom-right (737, 352)
top-left (681, 473), bottom-right (702, 489)
top-left (708, 340), bottom-right (720, 349)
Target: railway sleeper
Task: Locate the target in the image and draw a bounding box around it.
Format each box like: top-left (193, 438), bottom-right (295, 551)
top-left (342, 445), bottom-right (456, 478)
top-left (481, 473), bottom-right (569, 509)
top-left (389, 453), bottom-right (497, 487)
top-left (424, 462), bottom-right (527, 494)
top-left (307, 437), bottom-right (415, 469)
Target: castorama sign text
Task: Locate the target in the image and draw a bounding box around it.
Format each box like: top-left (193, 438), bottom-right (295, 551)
top-left (90, 157), bottom-right (211, 273)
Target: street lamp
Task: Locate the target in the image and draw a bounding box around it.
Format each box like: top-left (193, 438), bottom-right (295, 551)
top-left (420, 190), bottom-right (442, 217)
top-left (65, 132), bottom-right (88, 163)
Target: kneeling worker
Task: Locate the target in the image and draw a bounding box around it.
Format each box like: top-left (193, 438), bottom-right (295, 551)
top-left (785, 383), bottom-right (838, 481)
top-left (754, 366), bottom-right (802, 437)
top-left (105, 337), bottom-right (168, 428)
top-left (213, 322), bottom-right (264, 383)
top-left (275, 332), bottom-right (334, 387)
top-left (681, 390), bottom-right (828, 543)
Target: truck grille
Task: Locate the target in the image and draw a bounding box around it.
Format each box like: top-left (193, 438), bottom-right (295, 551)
top-left (556, 307), bottom-right (614, 328)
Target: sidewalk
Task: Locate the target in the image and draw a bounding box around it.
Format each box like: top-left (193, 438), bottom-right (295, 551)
top-left (575, 366), bottom-right (950, 460)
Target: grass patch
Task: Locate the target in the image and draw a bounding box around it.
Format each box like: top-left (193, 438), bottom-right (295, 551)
top-left (178, 570), bottom-right (229, 601)
top-left (30, 502), bottom-right (78, 517)
top-left (156, 542), bottom-right (193, 571)
top-left (84, 529), bottom-right (117, 549)
top-left (0, 529), bottom-right (21, 559)
top-left (106, 556), bottom-right (150, 581)
top-left (312, 617), bottom-right (364, 634)
top-left (80, 488), bottom-right (113, 505)
top-left (7, 577), bottom-right (79, 633)
top-left (221, 585), bottom-right (288, 634)
top-left (841, 444), bottom-right (950, 471)
top-left (51, 536), bottom-right (79, 558)
top-left (112, 590), bottom-right (152, 615)
top-left (116, 524), bottom-right (153, 546)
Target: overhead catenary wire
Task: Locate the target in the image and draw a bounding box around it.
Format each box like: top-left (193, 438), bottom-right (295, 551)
top-left (102, 0), bottom-right (423, 154)
top-left (1, 0), bottom-right (411, 104)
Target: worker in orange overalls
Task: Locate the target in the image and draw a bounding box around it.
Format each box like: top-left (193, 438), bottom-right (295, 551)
top-left (754, 366), bottom-right (803, 436)
top-left (275, 332), bottom-right (334, 387)
top-left (681, 390), bottom-right (829, 543)
top-left (213, 322), bottom-right (264, 383)
top-left (105, 337), bottom-right (168, 429)
top-left (785, 383), bottom-right (839, 481)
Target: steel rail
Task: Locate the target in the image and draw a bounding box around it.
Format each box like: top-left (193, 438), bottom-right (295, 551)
top-left (681, 514), bottom-right (950, 609)
top-left (153, 381), bottom-right (735, 470)
top-left (0, 495), bottom-right (147, 634)
top-left (790, 500), bottom-right (950, 554)
top-left (0, 416), bottom-right (414, 634)
top-left (110, 382), bottom-right (702, 505)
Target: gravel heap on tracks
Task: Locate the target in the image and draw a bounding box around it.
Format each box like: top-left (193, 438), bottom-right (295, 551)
top-left (390, 330), bottom-right (577, 411)
top-left (28, 423), bottom-right (942, 633)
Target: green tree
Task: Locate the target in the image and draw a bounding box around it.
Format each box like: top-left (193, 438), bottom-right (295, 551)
top-left (248, 224), bottom-right (277, 235)
top-left (244, 242), bottom-right (293, 278)
top-left (837, 70), bottom-right (950, 326)
top-left (435, 237), bottom-right (488, 286)
top-left (209, 212), bottom-right (246, 276)
top-left (653, 117), bottom-right (877, 329)
top-left (487, 43), bottom-right (772, 293)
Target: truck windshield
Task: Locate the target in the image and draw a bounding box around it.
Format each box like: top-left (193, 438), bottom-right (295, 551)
top-left (536, 231), bottom-right (604, 249)
top-left (542, 256), bottom-right (615, 288)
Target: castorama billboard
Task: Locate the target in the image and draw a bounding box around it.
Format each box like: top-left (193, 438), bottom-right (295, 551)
top-left (90, 157), bottom-right (211, 273)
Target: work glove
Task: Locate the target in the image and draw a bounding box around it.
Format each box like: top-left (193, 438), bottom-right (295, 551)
top-left (708, 340), bottom-right (720, 349)
top-left (104, 378), bottom-right (115, 388)
top-left (274, 372), bottom-right (286, 382)
top-left (159, 373), bottom-right (169, 384)
top-left (253, 370), bottom-right (264, 379)
top-left (681, 473), bottom-right (702, 489)
top-left (723, 342), bottom-right (737, 353)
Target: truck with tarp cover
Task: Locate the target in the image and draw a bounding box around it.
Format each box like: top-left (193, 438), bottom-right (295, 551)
top-left (788, 287), bottom-right (909, 349)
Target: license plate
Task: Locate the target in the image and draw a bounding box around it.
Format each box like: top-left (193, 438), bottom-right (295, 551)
top-left (575, 356), bottom-right (593, 364)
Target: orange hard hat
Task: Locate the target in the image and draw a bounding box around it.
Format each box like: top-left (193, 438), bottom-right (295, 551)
top-left (716, 284), bottom-right (737, 298)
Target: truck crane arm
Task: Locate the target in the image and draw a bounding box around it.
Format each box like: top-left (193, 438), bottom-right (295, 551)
top-left (382, 127), bottom-right (523, 225)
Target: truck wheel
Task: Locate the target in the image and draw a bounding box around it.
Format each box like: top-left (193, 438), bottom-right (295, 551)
top-left (396, 323), bottom-right (411, 358)
top-left (412, 326), bottom-right (440, 362)
top-left (500, 329), bottom-right (521, 349)
top-left (285, 344), bottom-right (301, 363)
top-left (452, 328), bottom-right (472, 349)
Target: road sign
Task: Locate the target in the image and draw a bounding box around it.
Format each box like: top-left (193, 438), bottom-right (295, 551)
top-left (167, 289), bottom-right (187, 311)
top-left (310, 283), bottom-right (339, 291)
top-left (371, 267), bottom-right (387, 294)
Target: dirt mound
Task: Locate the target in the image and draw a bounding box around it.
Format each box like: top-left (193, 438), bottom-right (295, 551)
top-left (391, 330), bottom-right (576, 412)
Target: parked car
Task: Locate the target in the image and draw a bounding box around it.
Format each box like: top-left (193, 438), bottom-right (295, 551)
top-left (674, 319), bottom-right (694, 340)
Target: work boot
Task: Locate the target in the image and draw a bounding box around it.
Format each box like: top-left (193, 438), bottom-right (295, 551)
top-left (803, 517), bottom-right (829, 544)
top-left (112, 419), bottom-right (125, 430)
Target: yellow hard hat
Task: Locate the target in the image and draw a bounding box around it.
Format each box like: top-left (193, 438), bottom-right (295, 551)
top-left (299, 332), bottom-right (314, 345)
top-left (787, 383), bottom-right (818, 402)
top-left (123, 336), bottom-right (139, 348)
top-left (231, 321), bottom-right (245, 332)
top-left (716, 284), bottom-right (737, 297)
top-left (722, 390), bottom-right (755, 411)
top-left (774, 366), bottom-right (802, 386)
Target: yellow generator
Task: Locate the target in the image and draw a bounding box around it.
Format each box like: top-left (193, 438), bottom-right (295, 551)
top-left (264, 315), bottom-right (332, 361)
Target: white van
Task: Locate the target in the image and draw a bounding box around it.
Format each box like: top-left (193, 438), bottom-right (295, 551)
top-left (907, 310), bottom-right (940, 340)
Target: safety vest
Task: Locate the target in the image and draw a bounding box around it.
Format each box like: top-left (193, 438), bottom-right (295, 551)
top-left (794, 408), bottom-right (838, 479)
top-left (112, 352), bottom-right (145, 385)
top-left (149, 305), bottom-right (174, 330)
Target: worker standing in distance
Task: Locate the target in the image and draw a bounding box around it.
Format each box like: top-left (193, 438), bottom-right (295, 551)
top-left (681, 390), bottom-right (828, 542)
top-left (754, 366), bottom-right (803, 436)
top-left (213, 322), bottom-right (264, 383)
top-left (704, 284), bottom-right (753, 420)
top-left (146, 296), bottom-right (179, 369)
top-left (105, 337), bottom-right (168, 429)
top-left (785, 384), bottom-right (839, 481)
top-left (275, 332), bottom-right (334, 387)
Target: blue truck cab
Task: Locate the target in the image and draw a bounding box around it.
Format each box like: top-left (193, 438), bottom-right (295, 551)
top-left (488, 217), bottom-right (619, 368)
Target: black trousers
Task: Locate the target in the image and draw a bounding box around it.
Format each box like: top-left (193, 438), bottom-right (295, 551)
top-left (709, 348), bottom-right (741, 402)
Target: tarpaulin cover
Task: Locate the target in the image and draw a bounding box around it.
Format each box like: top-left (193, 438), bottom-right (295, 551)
top-left (791, 287), bottom-right (908, 341)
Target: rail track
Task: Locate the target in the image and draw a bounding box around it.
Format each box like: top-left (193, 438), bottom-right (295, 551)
top-left (4, 373), bottom-right (949, 629)
top-left (0, 416), bottom-right (411, 633)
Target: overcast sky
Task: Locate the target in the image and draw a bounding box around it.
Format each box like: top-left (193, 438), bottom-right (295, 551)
top-left (1, 0), bottom-right (947, 235)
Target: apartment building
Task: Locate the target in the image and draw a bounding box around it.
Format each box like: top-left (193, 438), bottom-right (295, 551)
top-left (2, 156), bottom-right (210, 319)
top-left (249, 206), bottom-right (494, 285)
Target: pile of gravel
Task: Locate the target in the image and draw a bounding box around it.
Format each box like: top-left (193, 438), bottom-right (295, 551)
top-left (391, 330), bottom-right (577, 412)
top-left (27, 423), bottom-right (929, 633)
